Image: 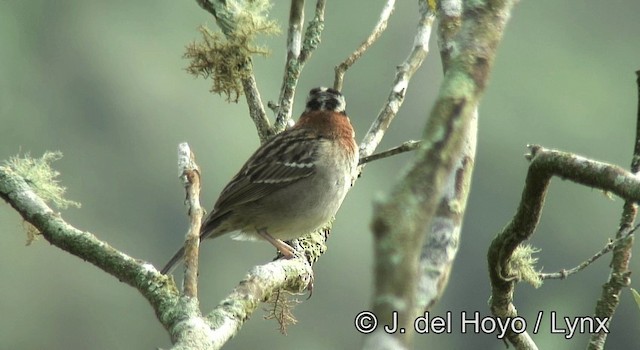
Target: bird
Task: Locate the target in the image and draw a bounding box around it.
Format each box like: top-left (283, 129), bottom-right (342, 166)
top-left (161, 87), bottom-right (358, 274)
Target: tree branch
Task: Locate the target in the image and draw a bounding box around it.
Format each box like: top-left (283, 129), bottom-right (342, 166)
top-left (415, 0), bottom-right (474, 312)
top-left (358, 140), bottom-right (421, 165)
top-left (588, 70), bottom-right (640, 350)
top-left (0, 163), bottom-right (181, 323)
top-left (488, 144), bottom-right (640, 349)
top-left (357, 1), bottom-right (433, 164)
top-left (0, 157), bottom-right (324, 349)
top-left (333, 0), bottom-right (396, 92)
top-left (366, 0), bottom-right (516, 347)
top-left (272, 0), bottom-right (326, 132)
top-left (299, 0), bottom-right (325, 63)
top-left (177, 143), bottom-right (204, 298)
top-left (195, 0), bottom-right (273, 142)
top-left (169, 256), bottom-right (313, 349)
top-left (540, 227), bottom-right (636, 280)
top-left (241, 74), bottom-right (273, 142)
top-left (272, 0), bottom-right (305, 130)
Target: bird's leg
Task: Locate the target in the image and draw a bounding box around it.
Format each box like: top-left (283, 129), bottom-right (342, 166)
top-left (256, 228), bottom-right (297, 259)
top-left (257, 229), bottom-right (313, 296)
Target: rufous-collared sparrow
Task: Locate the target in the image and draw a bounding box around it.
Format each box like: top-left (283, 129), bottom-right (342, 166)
top-left (161, 87), bottom-right (358, 274)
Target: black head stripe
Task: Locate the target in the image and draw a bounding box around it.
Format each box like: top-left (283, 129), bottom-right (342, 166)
top-left (305, 87), bottom-right (346, 113)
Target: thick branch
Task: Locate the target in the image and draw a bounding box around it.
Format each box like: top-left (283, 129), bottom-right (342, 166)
top-left (488, 145), bottom-right (640, 349)
top-left (0, 153), bottom-right (324, 349)
top-left (414, 0), bottom-right (473, 312)
top-left (417, 110), bottom-right (476, 312)
top-left (436, 0), bottom-right (462, 70)
top-left (367, 0), bottom-right (515, 348)
top-left (169, 256), bottom-right (313, 349)
top-left (0, 165), bottom-right (181, 324)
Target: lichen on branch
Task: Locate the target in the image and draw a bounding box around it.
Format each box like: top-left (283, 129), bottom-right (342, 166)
top-left (2, 152), bottom-right (80, 210)
top-left (184, 1), bottom-right (279, 102)
top-left (508, 244), bottom-right (542, 288)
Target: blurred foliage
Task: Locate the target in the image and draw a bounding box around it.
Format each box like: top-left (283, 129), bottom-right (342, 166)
top-left (1, 1), bottom-right (639, 349)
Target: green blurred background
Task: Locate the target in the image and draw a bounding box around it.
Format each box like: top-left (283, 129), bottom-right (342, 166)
top-left (1, 1), bottom-right (639, 349)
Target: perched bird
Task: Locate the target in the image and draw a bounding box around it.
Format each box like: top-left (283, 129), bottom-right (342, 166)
top-left (161, 87), bottom-right (358, 274)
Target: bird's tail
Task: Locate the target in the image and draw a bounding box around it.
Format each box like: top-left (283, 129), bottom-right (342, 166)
top-left (159, 211), bottom-right (230, 274)
top-left (160, 246), bottom-right (185, 275)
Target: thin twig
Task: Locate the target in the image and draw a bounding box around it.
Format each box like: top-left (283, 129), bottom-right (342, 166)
top-left (333, 0), bottom-right (396, 91)
top-left (540, 226), bottom-right (637, 280)
top-left (358, 140), bottom-right (421, 165)
top-left (357, 3), bottom-right (434, 163)
top-left (178, 143), bottom-right (204, 298)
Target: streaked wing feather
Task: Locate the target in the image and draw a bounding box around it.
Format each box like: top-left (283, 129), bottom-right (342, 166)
top-left (213, 129), bottom-right (320, 211)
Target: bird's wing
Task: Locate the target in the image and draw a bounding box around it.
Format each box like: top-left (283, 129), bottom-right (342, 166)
top-left (212, 128), bottom-right (322, 211)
